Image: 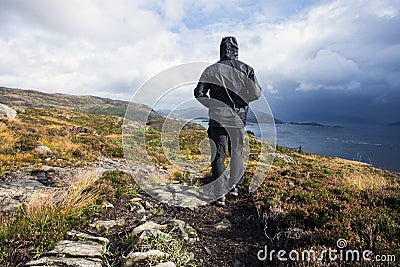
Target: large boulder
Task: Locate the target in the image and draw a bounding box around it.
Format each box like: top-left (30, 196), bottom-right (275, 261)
top-left (0, 103), bottom-right (17, 120)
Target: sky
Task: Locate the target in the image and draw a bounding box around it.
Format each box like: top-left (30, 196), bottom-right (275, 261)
top-left (0, 0), bottom-right (399, 124)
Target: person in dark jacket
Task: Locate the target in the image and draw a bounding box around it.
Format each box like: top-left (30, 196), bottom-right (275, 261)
top-left (194, 36), bottom-right (262, 206)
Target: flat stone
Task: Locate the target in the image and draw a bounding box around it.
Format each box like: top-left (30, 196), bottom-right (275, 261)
top-left (124, 249), bottom-right (165, 267)
top-left (90, 218), bottom-right (125, 230)
top-left (25, 256), bottom-right (103, 267)
top-left (131, 221), bottom-right (167, 236)
top-left (0, 179), bottom-right (47, 212)
top-left (130, 197), bottom-right (142, 203)
top-left (147, 184), bottom-right (208, 207)
top-left (0, 196), bottom-right (22, 212)
top-left (101, 201), bottom-right (114, 209)
top-left (34, 145), bottom-right (52, 155)
top-left (67, 230), bottom-right (110, 245)
top-left (213, 218), bottom-right (232, 230)
top-left (155, 261), bottom-right (176, 267)
top-left (45, 240), bottom-right (104, 258)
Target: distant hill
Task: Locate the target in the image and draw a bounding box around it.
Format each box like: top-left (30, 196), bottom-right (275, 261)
top-left (247, 109), bottom-right (284, 124)
top-left (157, 107), bottom-right (284, 124)
top-left (389, 122), bottom-right (400, 126)
top-left (0, 87), bottom-right (161, 121)
top-left (158, 107), bottom-right (208, 120)
top-left (288, 121), bottom-right (344, 128)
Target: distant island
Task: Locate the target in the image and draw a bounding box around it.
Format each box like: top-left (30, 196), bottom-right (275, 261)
top-left (157, 107), bottom-right (343, 128)
top-left (389, 122), bottom-right (400, 126)
top-left (287, 122), bottom-right (344, 128)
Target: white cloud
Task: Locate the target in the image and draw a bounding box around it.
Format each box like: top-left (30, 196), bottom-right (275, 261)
top-left (0, 0), bottom-right (399, 103)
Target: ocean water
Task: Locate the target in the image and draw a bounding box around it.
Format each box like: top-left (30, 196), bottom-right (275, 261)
top-left (246, 123), bottom-right (400, 172)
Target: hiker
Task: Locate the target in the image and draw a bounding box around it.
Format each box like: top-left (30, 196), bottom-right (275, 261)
top-left (194, 36), bottom-right (262, 206)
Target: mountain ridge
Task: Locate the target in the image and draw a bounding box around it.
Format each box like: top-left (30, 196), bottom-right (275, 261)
top-left (0, 86), bottom-right (161, 121)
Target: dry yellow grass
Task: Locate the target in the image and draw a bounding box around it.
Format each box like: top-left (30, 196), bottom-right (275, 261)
top-left (105, 134), bottom-right (122, 139)
top-left (0, 127), bottom-right (18, 148)
top-left (342, 172), bottom-right (388, 190)
top-left (25, 168), bottom-right (103, 218)
top-left (296, 152), bottom-right (392, 190)
top-left (37, 115), bottom-right (75, 126)
top-left (38, 137), bottom-right (79, 151)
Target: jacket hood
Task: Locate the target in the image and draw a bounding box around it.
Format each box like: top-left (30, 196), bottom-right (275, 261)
top-left (220, 36), bottom-right (238, 60)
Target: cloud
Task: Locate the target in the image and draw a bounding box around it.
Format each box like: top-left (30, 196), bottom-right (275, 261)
top-left (295, 49), bottom-right (361, 91)
top-left (0, 0), bottom-right (399, 122)
top-left (232, 0), bottom-right (400, 94)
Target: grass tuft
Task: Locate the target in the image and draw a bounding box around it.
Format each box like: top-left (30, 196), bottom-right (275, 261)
top-left (0, 169), bottom-right (103, 264)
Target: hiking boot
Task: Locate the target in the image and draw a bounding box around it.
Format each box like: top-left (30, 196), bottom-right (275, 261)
top-left (215, 195), bottom-right (226, 207)
top-left (227, 185), bottom-right (239, 198)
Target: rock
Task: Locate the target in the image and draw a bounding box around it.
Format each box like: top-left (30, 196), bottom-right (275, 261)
top-left (101, 201), bottom-right (114, 209)
top-left (67, 230), bottom-right (110, 246)
top-left (148, 184), bottom-right (208, 208)
top-left (130, 197), bottom-right (142, 203)
top-left (25, 231), bottom-right (108, 266)
top-left (0, 196), bottom-right (22, 212)
top-left (155, 261), bottom-right (176, 267)
top-left (124, 250), bottom-right (165, 267)
top-left (170, 219), bottom-right (198, 242)
top-left (25, 256), bottom-right (103, 267)
top-left (15, 107), bottom-right (25, 113)
top-left (0, 103), bottom-right (17, 120)
top-left (131, 221), bottom-right (167, 236)
top-left (0, 179), bottom-right (47, 212)
top-left (283, 227), bottom-right (305, 240)
top-left (44, 240), bottom-right (104, 258)
top-left (144, 200), bottom-right (154, 209)
top-left (133, 229), bottom-right (171, 247)
top-left (90, 218), bottom-right (125, 231)
top-left (213, 218), bottom-right (232, 230)
top-left (34, 145), bottom-right (52, 155)
top-left (130, 201), bottom-right (146, 213)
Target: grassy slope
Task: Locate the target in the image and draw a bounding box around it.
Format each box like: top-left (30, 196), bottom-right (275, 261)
top-left (0, 105), bottom-right (399, 265)
top-left (255, 148), bottom-right (400, 258)
top-left (0, 107), bottom-right (124, 176)
top-left (0, 86), bottom-right (161, 120)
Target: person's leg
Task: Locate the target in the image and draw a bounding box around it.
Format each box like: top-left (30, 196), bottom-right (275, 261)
top-left (208, 127), bottom-right (229, 200)
top-left (227, 127), bottom-right (245, 190)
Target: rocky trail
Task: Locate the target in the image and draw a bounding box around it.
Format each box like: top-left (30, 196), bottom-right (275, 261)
top-left (1, 157), bottom-right (267, 267)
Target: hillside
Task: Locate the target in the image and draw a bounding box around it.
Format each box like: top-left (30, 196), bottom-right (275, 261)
top-left (0, 95), bottom-right (399, 266)
top-left (0, 86), bottom-right (161, 121)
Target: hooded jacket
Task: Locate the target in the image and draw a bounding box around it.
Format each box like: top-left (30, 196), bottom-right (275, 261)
top-left (194, 36), bottom-right (262, 128)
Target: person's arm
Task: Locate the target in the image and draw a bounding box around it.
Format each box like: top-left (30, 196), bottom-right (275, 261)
top-left (194, 71), bottom-right (212, 108)
top-left (245, 68), bottom-right (262, 102)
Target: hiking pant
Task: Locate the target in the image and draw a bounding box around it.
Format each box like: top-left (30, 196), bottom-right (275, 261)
top-left (207, 126), bottom-right (245, 195)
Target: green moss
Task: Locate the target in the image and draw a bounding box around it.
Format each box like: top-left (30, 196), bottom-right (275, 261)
top-left (99, 170), bottom-right (138, 198)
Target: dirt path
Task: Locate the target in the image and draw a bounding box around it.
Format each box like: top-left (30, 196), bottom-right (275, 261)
top-left (161, 194), bottom-right (267, 266)
top-left (91, 191), bottom-right (268, 267)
